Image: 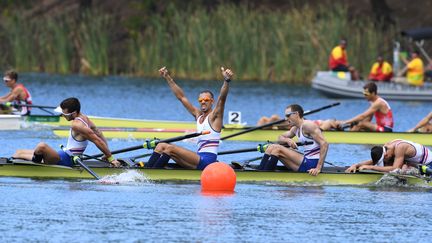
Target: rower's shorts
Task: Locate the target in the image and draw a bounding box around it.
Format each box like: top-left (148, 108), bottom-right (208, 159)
top-left (298, 157), bottom-right (319, 172)
top-left (376, 126), bottom-right (392, 132)
top-left (57, 150), bottom-right (74, 167)
top-left (197, 152), bottom-right (217, 170)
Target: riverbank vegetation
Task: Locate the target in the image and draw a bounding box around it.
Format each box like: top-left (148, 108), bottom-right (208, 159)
top-left (0, 3), bottom-right (397, 83)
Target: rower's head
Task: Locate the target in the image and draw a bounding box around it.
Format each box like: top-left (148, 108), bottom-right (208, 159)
top-left (362, 82), bottom-right (378, 101)
top-left (411, 50), bottom-right (420, 59)
top-left (285, 104), bottom-right (303, 125)
top-left (339, 39), bottom-right (347, 49)
top-left (3, 70), bottom-right (18, 88)
top-left (59, 97), bottom-right (81, 121)
top-left (371, 145), bottom-right (392, 166)
top-left (198, 90), bottom-right (214, 113)
top-left (376, 55), bottom-right (384, 64)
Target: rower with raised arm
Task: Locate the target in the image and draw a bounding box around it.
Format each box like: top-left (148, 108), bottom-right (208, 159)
top-left (0, 70), bottom-right (32, 115)
top-left (408, 112), bottom-right (432, 133)
top-left (13, 97), bottom-right (121, 167)
top-left (258, 104), bottom-right (329, 176)
top-left (337, 82), bottom-right (393, 132)
top-left (345, 139), bottom-right (432, 173)
top-left (145, 66), bottom-right (233, 169)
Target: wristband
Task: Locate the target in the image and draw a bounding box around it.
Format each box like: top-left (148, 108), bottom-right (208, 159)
top-left (224, 78), bottom-right (231, 83)
top-left (107, 155), bottom-right (115, 163)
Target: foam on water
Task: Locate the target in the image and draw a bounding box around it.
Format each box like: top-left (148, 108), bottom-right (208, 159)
top-left (97, 170), bottom-right (153, 185)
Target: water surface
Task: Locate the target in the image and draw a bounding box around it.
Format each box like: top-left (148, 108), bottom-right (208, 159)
top-left (1, 74), bottom-right (431, 242)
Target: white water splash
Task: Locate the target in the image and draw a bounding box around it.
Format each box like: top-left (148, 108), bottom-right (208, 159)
top-left (98, 170), bottom-right (153, 185)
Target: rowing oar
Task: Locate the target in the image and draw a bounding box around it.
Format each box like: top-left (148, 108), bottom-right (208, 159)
top-left (87, 130), bottom-right (210, 159)
top-left (220, 102), bottom-right (340, 140)
top-left (218, 141), bottom-right (313, 155)
top-left (73, 156), bottom-right (101, 180)
top-left (1, 102), bottom-right (58, 115)
top-left (60, 145), bottom-right (100, 180)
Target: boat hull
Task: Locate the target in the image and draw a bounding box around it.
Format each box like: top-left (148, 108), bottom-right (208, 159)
top-left (53, 128), bottom-right (432, 145)
top-left (312, 71), bottom-right (432, 101)
top-left (0, 161), bottom-right (430, 186)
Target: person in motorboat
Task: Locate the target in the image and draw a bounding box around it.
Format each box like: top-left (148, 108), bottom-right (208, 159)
top-left (407, 112), bottom-right (432, 133)
top-left (328, 39), bottom-right (360, 80)
top-left (395, 50), bottom-right (424, 86)
top-left (337, 82), bottom-right (394, 132)
top-left (12, 97), bottom-right (121, 167)
top-left (144, 66), bottom-right (233, 170)
top-left (0, 70), bottom-right (32, 115)
top-left (257, 104), bottom-right (329, 176)
top-left (345, 139), bottom-right (432, 174)
top-left (368, 55), bottom-right (393, 82)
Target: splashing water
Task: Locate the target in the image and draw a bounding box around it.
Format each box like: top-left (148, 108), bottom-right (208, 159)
top-left (98, 170), bottom-right (153, 185)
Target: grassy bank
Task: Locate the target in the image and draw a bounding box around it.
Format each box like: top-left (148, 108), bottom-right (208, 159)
top-left (0, 4), bottom-right (397, 83)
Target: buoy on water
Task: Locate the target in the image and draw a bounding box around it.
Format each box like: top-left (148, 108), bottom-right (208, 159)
top-left (201, 162), bottom-right (236, 192)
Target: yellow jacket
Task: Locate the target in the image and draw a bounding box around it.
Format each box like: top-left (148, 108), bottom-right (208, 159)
top-left (407, 57), bottom-right (424, 86)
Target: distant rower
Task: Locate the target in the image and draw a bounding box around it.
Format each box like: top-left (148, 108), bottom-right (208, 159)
top-left (0, 70), bottom-right (32, 115)
top-left (338, 82), bottom-right (393, 132)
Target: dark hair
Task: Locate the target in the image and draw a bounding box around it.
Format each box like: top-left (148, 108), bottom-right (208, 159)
top-left (371, 146), bottom-right (384, 164)
top-left (363, 82), bottom-right (377, 94)
top-left (60, 97), bottom-right (81, 113)
top-left (5, 70), bottom-right (18, 81)
top-left (199, 90), bottom-right (214, 98)
top-left (286, 104), bottom-right (304, 118)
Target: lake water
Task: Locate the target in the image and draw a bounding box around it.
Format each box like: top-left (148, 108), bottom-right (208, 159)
top-left (1, 73), bottom-right (431, 242)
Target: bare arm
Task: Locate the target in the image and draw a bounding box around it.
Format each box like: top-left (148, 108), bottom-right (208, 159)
top-left (344, 101), bottom-right (380, 124)
top-left (408, 112), bottom-right (432, 132)
top-left (277, 126), bottom-right (297, 148)
top-left (345, 159), bottom-right (374, 173)
top-left (209, 67), bottom-right (234, 131)
top-left (159, 67), bottom-right (200, 118)
top-left (358, 147), bottom-right (405, 172)
top-left (0, 87), bottom-right (22, 103)
top-left (72, 122), bottom-right (120, 166)
top-left (304, 122), bottom-right (329, 176)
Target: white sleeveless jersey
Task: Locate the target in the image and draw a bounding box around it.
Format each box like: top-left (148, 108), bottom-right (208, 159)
top-left (196, 114), bottom-right (220, 154)
top-left (66, 117), bottom-right (89, 155)
top-left (394, 139), bottom-right (432, 165)
top-left (296, 124), bottom-right (320, 159)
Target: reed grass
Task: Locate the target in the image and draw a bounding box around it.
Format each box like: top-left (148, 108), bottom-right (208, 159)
top-left (0, 3), bottom-right (398, 83)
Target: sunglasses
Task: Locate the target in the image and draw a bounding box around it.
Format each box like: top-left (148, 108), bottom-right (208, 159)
top-left (198, 97), bottom-right (212, 103)
top-left (3, 78), bottom-right (12, 82)
top-left (285, 111), bottom-right (296, 118)
top-left (61, 111), bottom-right (76, 117)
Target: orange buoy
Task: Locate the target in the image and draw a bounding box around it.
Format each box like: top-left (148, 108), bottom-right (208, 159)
top-left (201, 162), bottom-right (236, 192)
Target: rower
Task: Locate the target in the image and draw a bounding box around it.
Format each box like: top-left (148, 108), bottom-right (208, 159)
top-left (145, 66), bottom-right (233, 170)
top-left (258, 104), bottom-right (329, 176)
top-left (0, 70), bottom-right (32, 115)
top-left (345, 139), bottom-right (432, 173)
top-left (338, 82), bottom-right (393, 132)
top-left (407, 111), bottom-right (432, 133)
top-left (12, 97), bottom-right (121, 167)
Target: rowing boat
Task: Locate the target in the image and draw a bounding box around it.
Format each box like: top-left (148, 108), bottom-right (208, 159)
top-left (0, 114), bottom-right (196, 130)
top-left (0, 159), bottom-right (430, 186)
top-left (6, 114), bottom-right (432, 146)
top-left (53, 127), bottom-right (432, 145)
